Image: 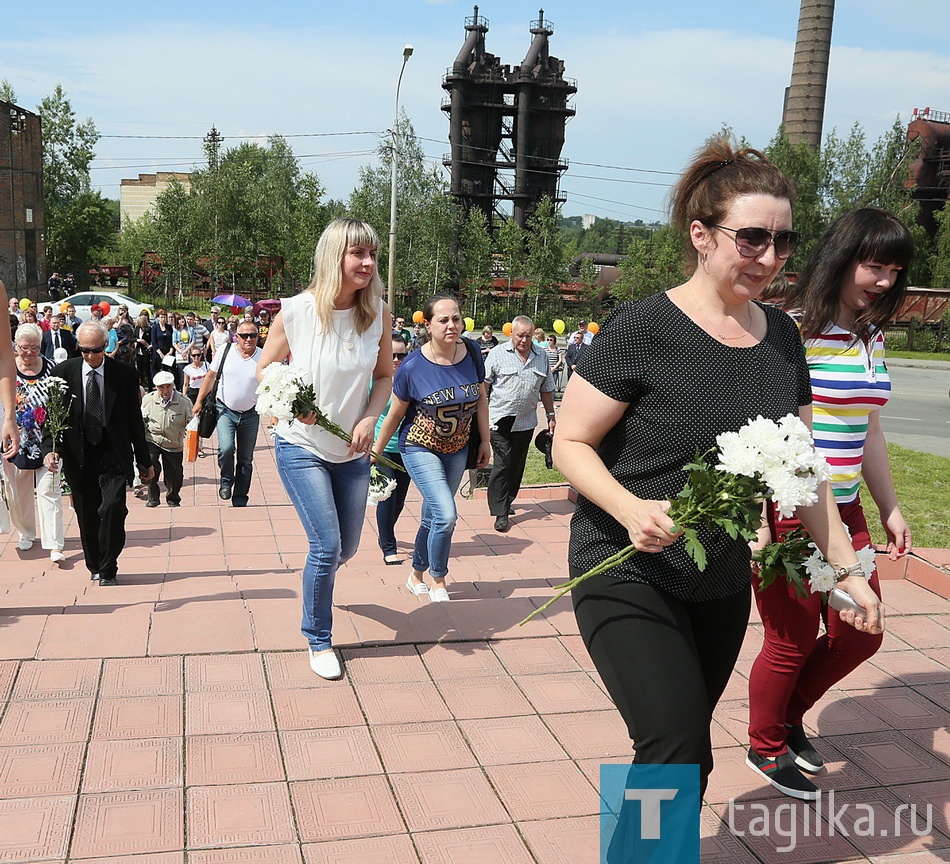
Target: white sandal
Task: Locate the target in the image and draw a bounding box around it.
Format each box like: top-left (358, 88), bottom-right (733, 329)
top-left (405, 574), bottom-right (429, 596)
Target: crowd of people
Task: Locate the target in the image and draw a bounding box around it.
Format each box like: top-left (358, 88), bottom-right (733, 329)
top-left (0, 139), bottom-right (915, 819)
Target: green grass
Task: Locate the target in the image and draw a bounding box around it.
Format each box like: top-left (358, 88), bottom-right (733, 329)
top-left (886, 349), bottom-right (950, 362)
top-left (861, 444), bottom-right (950, 550)
top-left (521, 438), bottom-right (948, 551)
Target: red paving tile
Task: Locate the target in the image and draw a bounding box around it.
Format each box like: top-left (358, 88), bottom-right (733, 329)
top-left (0, 438), bottom-right (946, 862)
top-left (83, 737), bottom-right (182, 792)
top-left (389, 767), bottom-right (509, 832)
top-left (186, 782), bottom-right (296, 848)
top-left (280, 727), bottom-right (382, 781)
top-left (411, 824), bottom-right (535, 862)
top-left (0, 742), bottom-right (84, 797)
top-left (70, 788), bottom-right (184, 859)
top-left (186, 732), bottom-right (284, 785)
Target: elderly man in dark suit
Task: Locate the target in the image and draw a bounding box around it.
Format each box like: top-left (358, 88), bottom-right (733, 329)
top-left (42, 320), bottom-right (153, 586)
top-left (40, 314), bottom-right (79, 361)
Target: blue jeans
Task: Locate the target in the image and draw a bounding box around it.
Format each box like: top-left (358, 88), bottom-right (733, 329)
top-left (375, 452), bottom-right (412, 557)
top-left (275, 437), bottom-right (370, 651)
top-left (216, 401), bottom-right (260, 506)
top-left (401, 446), bottom-right (468, 579)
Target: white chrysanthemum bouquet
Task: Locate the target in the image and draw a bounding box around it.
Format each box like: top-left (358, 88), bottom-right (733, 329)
top-left (754, 525), bottom-right (875, 598)
top-left (256, 363), bottom-right (404, 472)
top-left (366, 466), bottom-right (398, 506)
top-left (521, 413), bottom-right (832, 624)
top-left (43, 377), bottom-right (74, 461)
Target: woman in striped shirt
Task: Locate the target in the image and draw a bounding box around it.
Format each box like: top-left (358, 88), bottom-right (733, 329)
top-left (748, 207), bottom-right (914, 798)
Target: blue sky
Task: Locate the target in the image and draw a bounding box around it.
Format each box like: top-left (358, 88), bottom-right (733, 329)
top-left (3, 0), bottom-right (950, 223)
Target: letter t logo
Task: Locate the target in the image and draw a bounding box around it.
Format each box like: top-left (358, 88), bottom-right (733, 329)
top-left (624, 788), bottom-right (678, 839)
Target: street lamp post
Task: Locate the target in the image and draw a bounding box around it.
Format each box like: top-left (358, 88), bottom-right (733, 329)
top-left (388, 44), bottom-right (414, 312)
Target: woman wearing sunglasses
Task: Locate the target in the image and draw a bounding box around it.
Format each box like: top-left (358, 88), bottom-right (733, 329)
top-left (748, 208), bottom-right (913, 798)
top-left (257, 218), bottom-right (392, 680)
top-left (551, 137), bottom-right (879, 818)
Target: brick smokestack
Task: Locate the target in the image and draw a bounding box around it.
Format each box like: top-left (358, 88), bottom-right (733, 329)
top-left (782, 0), bottom-right (835, 151)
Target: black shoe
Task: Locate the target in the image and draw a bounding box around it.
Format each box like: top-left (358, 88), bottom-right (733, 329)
top-left (146, 499), bottom-right (160, 508)
top-left (746, 747), bottom-right (819, 800)
top-left (494, 515), bottom-right (510, 533)
top-left (89, 572), bottom-right (99, 581)
top-left (786, 724), bottom-right (826, 773)
top-left (219, 485), bottom-right (232, 500)
top-left (98, 576), bottom-right (118, 587)
top-left (231, 498), bottom-right (247, 508)
top-left (167, 500), bottom-right (181, 507)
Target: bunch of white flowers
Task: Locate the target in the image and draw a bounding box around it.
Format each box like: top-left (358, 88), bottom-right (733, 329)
top-left (366, 466), bottom-right (397, 506)
top-left (523, 413), bottom-right (833, 625)
top-left (255, 363), bottom-right (305, 424)
top-left (715, 414), bottom-right (831, 518)
top-left (804, 542), bottom-right (876, 594)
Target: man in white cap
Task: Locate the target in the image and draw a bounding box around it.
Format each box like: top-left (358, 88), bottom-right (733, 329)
top-left (141, 371), bottom-right (192, 507)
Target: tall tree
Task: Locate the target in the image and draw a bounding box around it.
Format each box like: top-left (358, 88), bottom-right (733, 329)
top-left (457, 208), bottom-right (494, 320)
top-left (524, 196), bottom-right (566, 316)
top-left (38, 86), bottom-right (104, 278)
top-left (0, 80), bottom-right (16, 102)
top-left (612, 227), bottom-right (683, 303)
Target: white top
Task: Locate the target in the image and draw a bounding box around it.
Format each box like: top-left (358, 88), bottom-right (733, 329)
top-left (211, 346), bottom-right (262, 412)
top-left (275, 291), bottom-right (384, 462)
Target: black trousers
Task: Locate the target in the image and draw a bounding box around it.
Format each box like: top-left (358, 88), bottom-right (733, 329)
top-left (66, 444), bottom-right (128, 580)
top-left (572, 568), bottom-right (750, 795)
top-left (487, 420), bottom-right (533, 517)
top-left (148, 443), bottom-right (184, 504)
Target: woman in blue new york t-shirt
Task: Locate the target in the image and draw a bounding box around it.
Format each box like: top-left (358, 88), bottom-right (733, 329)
top-left (375, 295), bottom-right (491, 602)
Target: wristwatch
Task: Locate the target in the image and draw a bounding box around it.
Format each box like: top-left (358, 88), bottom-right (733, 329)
top-left (546, 412), bottom-right (556, 419)
top-left (832, 562), bottom-right (864, 582)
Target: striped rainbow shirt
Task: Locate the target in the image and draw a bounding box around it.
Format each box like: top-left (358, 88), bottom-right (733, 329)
top-left (806, 325), bottom-right (890, 504)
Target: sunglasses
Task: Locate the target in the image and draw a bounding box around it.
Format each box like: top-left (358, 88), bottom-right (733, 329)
top-left (393, 352), bottom-right (408, 359)
top-left (236, 333), bottom-right (258, 339)
top-left (79, 345), bottom-right (106, 354)
top-left (710, 225), bottom-right (801, 260)
top-left (190, 353), bottom-right (203, 357)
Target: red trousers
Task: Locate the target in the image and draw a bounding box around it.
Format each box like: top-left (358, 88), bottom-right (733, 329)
top-left (748, 499), bottom-right (883, 756)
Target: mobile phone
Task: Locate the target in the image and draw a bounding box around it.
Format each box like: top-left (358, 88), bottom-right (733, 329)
top-left (829, 587), bottom-right (865, 616)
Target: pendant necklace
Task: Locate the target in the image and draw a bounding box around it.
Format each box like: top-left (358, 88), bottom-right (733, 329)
top-left (330, 318), bottom-right (355, 350)
top-left (689, 285), bottom-right (753, 341)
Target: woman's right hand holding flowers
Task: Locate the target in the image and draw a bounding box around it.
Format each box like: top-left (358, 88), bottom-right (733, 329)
top-left (619, 497), bottom-right (682, 554)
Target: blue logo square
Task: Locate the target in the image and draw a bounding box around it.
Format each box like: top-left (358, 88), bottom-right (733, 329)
top-left (600, 764), bottom-right (700, 863)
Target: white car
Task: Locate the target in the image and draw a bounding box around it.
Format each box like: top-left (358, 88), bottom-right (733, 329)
top-left (59, 291), bottom-right (153, 322)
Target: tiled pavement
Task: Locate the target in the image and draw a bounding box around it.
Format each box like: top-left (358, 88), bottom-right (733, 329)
top-left (0, 429), bottom-right (949, 863)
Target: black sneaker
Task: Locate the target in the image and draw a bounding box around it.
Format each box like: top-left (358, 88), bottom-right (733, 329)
top-left (786, 724), bottom-right (826, 773)
top-left (746, 747), bottom-right (819, 801)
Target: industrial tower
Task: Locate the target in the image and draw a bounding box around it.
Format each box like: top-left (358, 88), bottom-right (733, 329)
top-left (442, 7), bottom-right (576, 228)
top-left (782, 0), bottom-right (835, 151)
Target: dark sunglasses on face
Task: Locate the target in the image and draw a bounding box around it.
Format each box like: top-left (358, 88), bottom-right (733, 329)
top-left (236, 333), bottom-right (258, 340)
top-left (393, 352), bottom-right (407, 359)
top-left (79, 345), bottom-right (106, 354)
top-left (710, 224), bottom-right (801, 260)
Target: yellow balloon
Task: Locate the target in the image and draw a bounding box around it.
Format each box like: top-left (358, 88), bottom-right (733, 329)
top-left (463, 317), bottom-right (475, 332)
top-left (552, 319), bottom-right (565, 334)
top-left (18, 298), bottom-right (31, 311)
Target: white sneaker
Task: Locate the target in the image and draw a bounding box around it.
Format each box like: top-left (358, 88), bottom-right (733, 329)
top-left (17, 537), bottom-right (33, 552)
top-left (308, 648), bottom-right (342, 680)
top-left (429, 586), bottom-right (450, 603)
top-left (50, 550), bottom-right (66, 564)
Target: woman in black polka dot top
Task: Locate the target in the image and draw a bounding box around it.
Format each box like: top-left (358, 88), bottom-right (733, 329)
top-left (550, 136), bottom-right (880, 805)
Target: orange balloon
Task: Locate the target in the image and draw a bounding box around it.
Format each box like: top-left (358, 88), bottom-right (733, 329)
top-left (59, 302), bottom-right (70, 314)
top-left (412, 310), bottom-right (424, 323)
top-left (99, 301), bottom-right (111, 316)
top-left (502, 322), bottom-right (512, 337)
top-left (587, 321), bottom-right (599, 335)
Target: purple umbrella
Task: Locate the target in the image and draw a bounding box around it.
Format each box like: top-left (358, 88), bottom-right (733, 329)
top-left (211, 294), bottom-right (251, 308)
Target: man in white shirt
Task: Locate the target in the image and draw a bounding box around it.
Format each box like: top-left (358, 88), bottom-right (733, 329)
top-left (192, 322), bottom-right (262, 507)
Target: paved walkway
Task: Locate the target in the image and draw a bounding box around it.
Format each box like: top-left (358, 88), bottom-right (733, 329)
top-left (0, 429), bottom-right (948, 863)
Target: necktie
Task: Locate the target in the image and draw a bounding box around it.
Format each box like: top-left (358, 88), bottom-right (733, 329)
top-left (85, 370), bottom-right (103, 445)
top-left (54, 333), bottom-right (60, 350)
